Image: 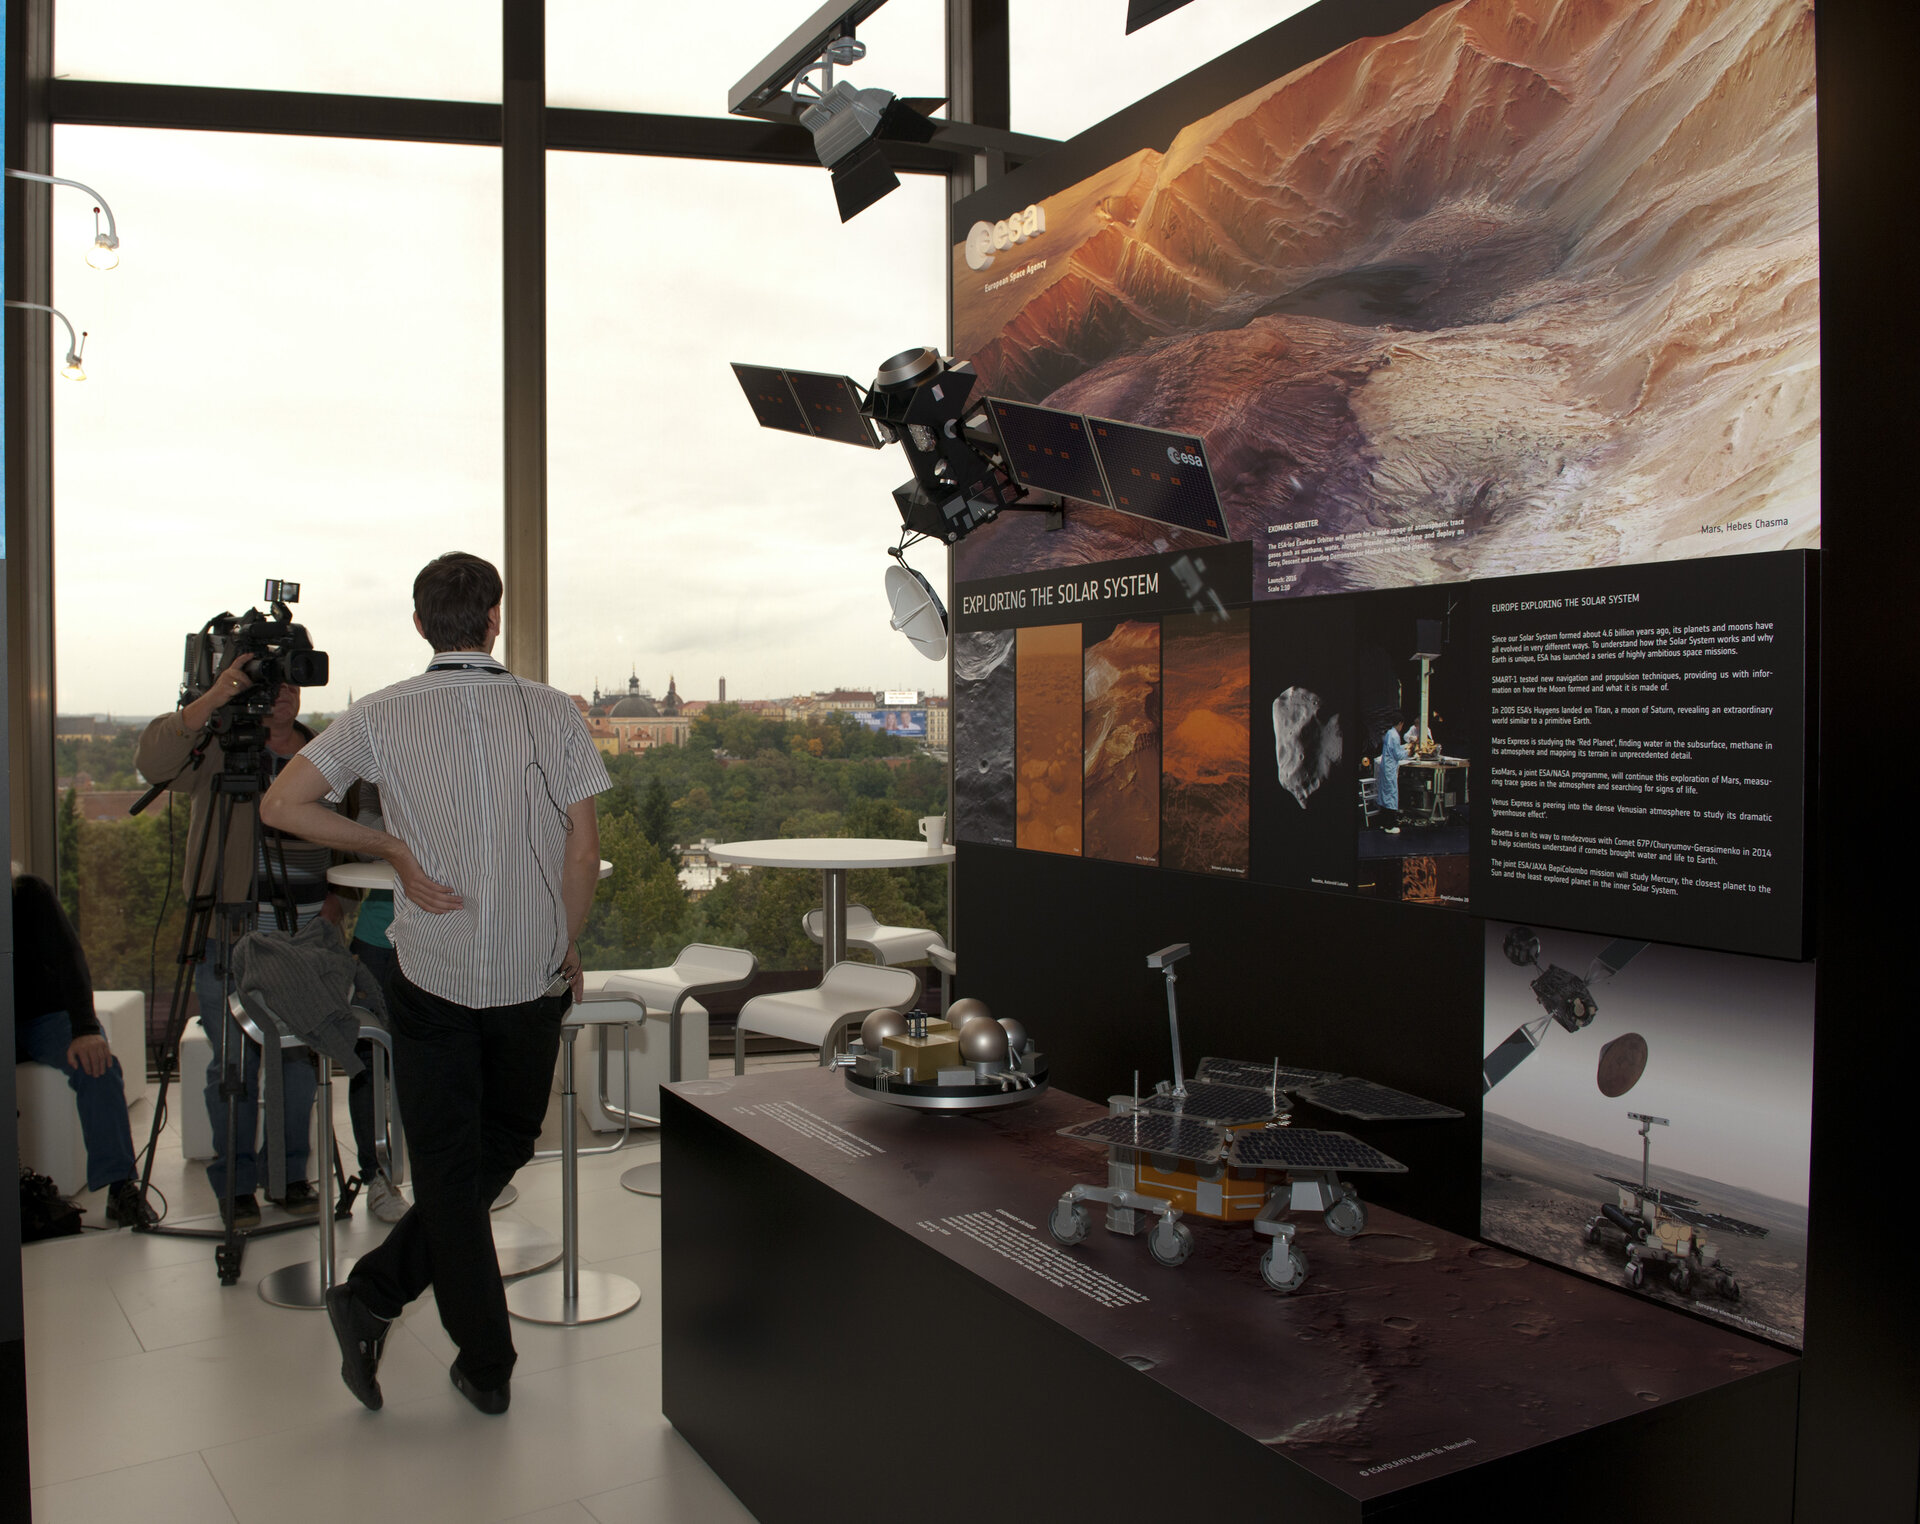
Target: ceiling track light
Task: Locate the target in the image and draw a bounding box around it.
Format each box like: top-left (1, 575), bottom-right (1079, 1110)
top-left (5, 299), bottom-right (89, 380)
top-left (7, 167), bottom-right (122, 268)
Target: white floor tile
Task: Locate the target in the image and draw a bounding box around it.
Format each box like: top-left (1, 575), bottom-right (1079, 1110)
top-left (29, 1450), bottom-right (238, 1524)
top-left (202, 1344), bottom-right (675, 1524)
top-left (403, 1250), bottom-right (662, 1379)
top-left (581, 1441), bottom-right (756, 1524)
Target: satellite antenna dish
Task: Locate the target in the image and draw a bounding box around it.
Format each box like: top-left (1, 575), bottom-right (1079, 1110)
top-left (884, 557), bottom-right (948, 661)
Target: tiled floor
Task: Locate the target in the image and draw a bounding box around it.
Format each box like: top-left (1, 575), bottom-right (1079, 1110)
top-left (21, 1053), bottom-right (816, 1524)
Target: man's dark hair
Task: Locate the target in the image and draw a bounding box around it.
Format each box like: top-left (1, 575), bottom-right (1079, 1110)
top-left (413, 552), bottom-right (503, 652)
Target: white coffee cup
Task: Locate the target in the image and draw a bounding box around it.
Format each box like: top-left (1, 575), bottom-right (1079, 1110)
top-left (919, 815), bottom-right (946, 849)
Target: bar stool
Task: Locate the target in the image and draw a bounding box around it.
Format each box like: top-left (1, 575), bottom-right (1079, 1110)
top-left (604, 945), bottom-right (759, 1199)
top-left (243, 996), bottom-right (390, 1310)
top-left (506, 1003), bottom-right (645, 1325)
top-left (926, 936), bottom-right (956, 1014)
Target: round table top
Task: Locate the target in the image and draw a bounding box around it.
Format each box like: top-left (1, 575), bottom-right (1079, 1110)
top-left (328, 858), bottom-right (615, 888)
top-left (708, 837), bottom-right (957, 871)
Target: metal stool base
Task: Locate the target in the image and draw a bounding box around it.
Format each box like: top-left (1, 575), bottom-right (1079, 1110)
top-left (491, 1217), bottom-right (563, 1278)
top-left (620, 1162), bottom-right (662, 1197)
top-left (258, 1256), bottom-right (357, 1309)
top-left (506, 1269), bottom-right (641, 1326)
top-left (491, 1183), bottom-right (518, 1210)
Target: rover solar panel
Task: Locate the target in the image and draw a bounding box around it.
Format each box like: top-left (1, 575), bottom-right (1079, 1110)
top-left (1663, 1204), bottom-right (1770, 1239)
top-left (1198, 1056), bottom-right (1342, 1090)
top-left (1057, 1113), bottom-right (1226, 1164)
top-left (984, 399), bottom-right (1111, 505)
top-left (1597, 1175), bottom-right (1701, 1209)
top-left (1298, 1077), bottom-right (1463, 1122)
top-left (1085, 417), bottom-right (1228, 539)
top-left (784, 368), bottom-right (881, 448)
top-left (1228, 1129), bottom-right (1408, 1175)
top-left (730, 364), bottom-right (810, 435)
top-left (1139, 1080), bottom-right (1283, 1125)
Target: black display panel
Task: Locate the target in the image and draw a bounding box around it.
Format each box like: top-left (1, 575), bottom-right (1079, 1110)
top-left (729, 363), bottom-right (809, 436)
top-left (1085, 419), bottom-right (1228, 538)
top-left (986, 398), bottom-right (1111, 505)
top-left (784, 369), bottom-right (880, 448)
top-left (1468, 551), bottom-right (1811, 958)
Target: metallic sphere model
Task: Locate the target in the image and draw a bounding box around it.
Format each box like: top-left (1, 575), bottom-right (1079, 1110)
top-left (997, 1017), bottom-right (1030, 1055)
top-left (860, 1008), bottom-right (909, 1053)
top-left (958, 1015), bottom-right (1012, 1063)
top-left (945, 997), bottom-right (992, 1027)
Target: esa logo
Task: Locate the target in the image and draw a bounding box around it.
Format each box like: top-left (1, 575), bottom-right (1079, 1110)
top-left (1166, 444), bottom-right (1204, 468)
top-left (966, 204), bottom-right (1047, 272)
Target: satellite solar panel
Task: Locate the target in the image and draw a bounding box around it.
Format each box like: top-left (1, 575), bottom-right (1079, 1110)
top-left (784, 369), bottom-right (880, 448)
top-left (1228, 1128), bottom-right (1407, 1174)
top-left (1198, 1057), bottom-right (1342, 1089)
top-left (1058, 1112), bottom-right (1226, 1163)
top-left (985, 399), bottom-right (1111, 505)
top-left (1085, 417), bottom-right (1228, 538)
top-left (730, 363), bottom-right (810, 435)
top-left (1299, 1077), bottom-right (1463, 1122)
top-left (1140, 1080), bottom-right (1282, 1125)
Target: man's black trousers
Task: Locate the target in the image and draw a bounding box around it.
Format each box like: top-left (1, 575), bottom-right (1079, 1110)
top-left (348, 966), bottom-right (567, 1390)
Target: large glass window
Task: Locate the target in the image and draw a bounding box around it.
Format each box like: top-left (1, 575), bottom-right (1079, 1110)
top-left (50, 125), bottom-right (502, 1021)
top-left (546, 151), bottom-right (950, 973)
top-left (1011, 0), bottom-right (1313, 142)
top-left (546, 0), bottom-right (946, 118)
top-left (54, 2), bottom-right (501, 102)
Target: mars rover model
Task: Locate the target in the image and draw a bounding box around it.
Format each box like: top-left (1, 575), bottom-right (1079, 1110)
top-left (1046, 944), bottom-right (1460, 1293)
top-left (836, 998), bottom-right (1048, 1112)
top-left (1583, 1112), bottom-right (1767, 1301)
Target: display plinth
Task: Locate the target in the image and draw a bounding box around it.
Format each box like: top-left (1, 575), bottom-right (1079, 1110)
top-left (662, 1070), bottom-right (1796, 1523)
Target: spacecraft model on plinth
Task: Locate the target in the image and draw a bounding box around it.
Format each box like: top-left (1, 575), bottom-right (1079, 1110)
top-left (1047, 944), bottom-right (1461, 1293)
top-left (835, 997), bottom-right (1049, 1112)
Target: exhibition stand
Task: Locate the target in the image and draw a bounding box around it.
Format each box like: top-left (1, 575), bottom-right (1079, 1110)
top-left (661, 1069), bottom-right (1797, 1524)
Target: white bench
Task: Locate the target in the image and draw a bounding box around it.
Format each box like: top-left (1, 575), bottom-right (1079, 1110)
top-left (14, 990), bottom-right (150, 1197)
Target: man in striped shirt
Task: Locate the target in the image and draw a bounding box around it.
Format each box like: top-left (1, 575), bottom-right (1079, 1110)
top-left (263, 552), bottom-right (610, 1416)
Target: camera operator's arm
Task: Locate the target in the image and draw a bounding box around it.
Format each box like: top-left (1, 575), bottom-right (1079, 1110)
top-left (135, 655), bottom-right (255, 784)
top-left (262, 756), bottom-right (463, 914)
top-left (559, 797), bottom-right (600, 1001)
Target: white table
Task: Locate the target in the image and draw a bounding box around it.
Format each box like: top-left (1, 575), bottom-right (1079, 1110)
top-left (708, 838), bottom-right (956, 968)
top-left (327, 858), bottom-right (614, 889)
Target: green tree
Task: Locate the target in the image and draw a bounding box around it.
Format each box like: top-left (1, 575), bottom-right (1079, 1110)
top-left (638, 775), bottom-right (672, 849)
top-left (57, 787), bottom-right (83, 922)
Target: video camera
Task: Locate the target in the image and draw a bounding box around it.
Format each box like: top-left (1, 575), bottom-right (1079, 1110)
top-left (181, 579), bottom-right (329, 723)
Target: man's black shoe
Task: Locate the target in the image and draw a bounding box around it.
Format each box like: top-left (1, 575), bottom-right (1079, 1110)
top-left (275, 1181), bottom-right (320, 1217)
top-left (221, 1192), bottom-right (262, 1231)
top-left (449, 1360), bottom-right (510, 1415)
top-left (105, 1181), bottom-right (158, 1227)
top-left (326, 1283), bottom-right (390, 1411)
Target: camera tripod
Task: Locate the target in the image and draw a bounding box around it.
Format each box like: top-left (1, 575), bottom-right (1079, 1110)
top-left (129, 712), bottom-right (351, 1284)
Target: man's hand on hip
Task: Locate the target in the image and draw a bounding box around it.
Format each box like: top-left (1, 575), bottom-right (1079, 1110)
top-left (392, 846), bottom-right (463, 914)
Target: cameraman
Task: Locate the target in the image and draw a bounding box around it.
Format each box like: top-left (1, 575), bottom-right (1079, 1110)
top-left (137, 657), bottom-right (338, 1227)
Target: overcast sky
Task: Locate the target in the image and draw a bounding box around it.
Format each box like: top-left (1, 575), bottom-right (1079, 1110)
top-left (46, 0), bottom-right (1310, 717)
top-left (1483, 924), bottom-right (1816, 1206)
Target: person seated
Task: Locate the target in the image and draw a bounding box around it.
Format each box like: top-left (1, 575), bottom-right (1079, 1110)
top-left (10, 866), bottom-right (158, 1226)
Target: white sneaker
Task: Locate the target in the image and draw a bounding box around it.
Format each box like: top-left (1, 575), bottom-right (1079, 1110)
top-left (366, 1174), bottom-right (410, 1224)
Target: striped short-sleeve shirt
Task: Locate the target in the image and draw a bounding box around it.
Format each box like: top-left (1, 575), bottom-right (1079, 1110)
top-left (299, 653), bottom-right (613, 1008)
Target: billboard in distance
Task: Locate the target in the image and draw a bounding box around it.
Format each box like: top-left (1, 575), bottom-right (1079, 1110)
top-left (849, 708), bottom-right (928, 739)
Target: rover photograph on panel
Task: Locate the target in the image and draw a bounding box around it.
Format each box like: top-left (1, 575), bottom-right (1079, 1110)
top-left (1480, 922), bottom-right (1813, 1347)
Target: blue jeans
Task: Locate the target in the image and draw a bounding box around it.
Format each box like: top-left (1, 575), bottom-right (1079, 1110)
top-left (14, 1009), bottom-right (139, 1192)
top-left (196, 933), bottom-right (316, 1199)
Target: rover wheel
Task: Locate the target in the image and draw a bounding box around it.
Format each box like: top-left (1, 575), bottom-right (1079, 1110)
top-left (1725, 1278), bottom-right (1741, 1302)
top-left (1325, 1196), bottom-right (1368, 1238)
top-left (1049, 1198), bottom-right (1090, 1246)
top-left (1583, 1220), bottom-right (1601, 1245)
top-left (1626, 1258), bottom-right (1644, 1288)
top-left (1670, 1265), bottom-right (1692, 1295)
top-left (1148, 1219), bottom-right (1193, 1268)
top-left (1261, 1243), bottom-right (1309, 1293)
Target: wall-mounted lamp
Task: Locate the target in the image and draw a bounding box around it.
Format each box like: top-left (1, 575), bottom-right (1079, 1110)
top-left (6, 167), bottom-right (122, 268)
top-left (6, 300), bottom-right (89, 380)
